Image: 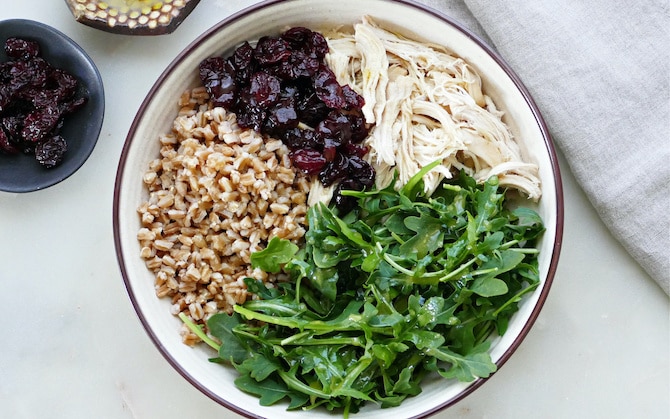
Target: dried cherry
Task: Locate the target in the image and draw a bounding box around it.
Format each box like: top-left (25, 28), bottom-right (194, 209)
top-left (313, 64), bottom-right (346, 109)
top-left (281, 127), bottom-right (318, 150)
top-left (0, 37), bottom-right (87, 168)
top-left (35, 135), bottom-right (67, 168)
top-left (0, 127), bottom-right (19, 154)
top-left (291, 148), bottom-right (327, 175)
top-left (4, 37), bottom-right (40, 61)
top-left (263, 97), bottom-right (299, 134)
top-left (248, 71), bottom-right (281, 107)
top-left (199, 57), bottom-right (236, 108)
top-left (318, 153), bottom-right (349, 186)
top-left (253, 36), bottom-right (292, 65)
top-left (296, 90), bottom-right (329, 126)
top-left (347, 155), bottom-right (375, 187)
top-left (21, 105), bottom-right (61, 143)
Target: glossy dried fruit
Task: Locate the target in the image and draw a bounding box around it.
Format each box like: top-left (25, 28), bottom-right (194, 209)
top-left (281, 127), bottom-right (318, 150)
top-left (316, 110), bottom-right (353, 149)
top-left (342, 85), bottom-right (365, 110)
top-left (21, 105), bottom-right (61, 143)
top-left (249, 71), bottom-right (282, 107)
top-left (254, 36), bottom-right (292, 65)
top-left (263, 97), bottom-right (299, 134)
top-left (318, 153), bottom-right (349, 186)
top-left (347, 155), bottom-right (375, 187)
top-left (290, 148), bottom-right (327, 175)
top-left (0, 127), bottom-right (19, 154)
top-left (4, 37), bottom-right (40, 61)
top-left (199, 57), bottom-right (236, 108)
top-left (2, 116), bottom-right (23, 141)
top-left (281, 27), bottom-right (329, 59)
top-left (296, 90), bottom-right (329, 126)
top-left (35, 135), bottom-right (67, 168)
top-left (50, 69), bottom-right (78, 100)
top-left (313, 64), bottom-right (346, 109)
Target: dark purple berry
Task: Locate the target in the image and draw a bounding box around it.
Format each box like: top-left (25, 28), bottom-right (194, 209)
top-left (49, 68), bottom-right (78, 100)
top-left (280, 51), bottom-right (320, 80)
top-left (248, 71), bottom-right (281, 107)
top-left (231, 42), bottom-right (255, 71)
top-left (333, 178), bottom-right (364, 214)
top-left (281, 28), bottom-right (329, 59)
top-left (35, 135), bottom-right (67, 168)
top-left (22, 87), bottom-right (58, 109)
top-left (281, 127), bottom-right (318, 150)
top-left (233, 93), bottom-right (266, 132)
top-left (0, 62), bottom-right (12, 82)
top-left (0, 127), bottom-right (19, 154)
top-left (290, 148), bottom-right (327, 175)
top-left (315, 110), bottom-right (352, 149)
top-left (263, 97), bottom-right (299, 134)
top-left (346, 109), bottom-right (369, 143)
top-left (306, 31), bottom-right (329, 59)
top-left (2, 116), bottom-right (23, 142)
top-left (4, 37), bottom-right (40, 61)
top-left (343, 143), bottom-right (369, 158)
top-left (296, 91), bottom-right (329, 126)
top-left (313, 64), bottom-right (346, 109)
top-left (253, 36), bottom-right (292, 65)
top-left (280, 27), bottom-right (313, 49)
top-left (0, 84), bottom-right (13, 112)
top-left (318, 153), bottom-right (349, 186)
top-left (199, 57), bottom-right (237, 109)
top-left (21, 105), bottom-right (61, 143)
top-left (342, 85), bottom-right (365, 110)
top-left (347, 155), bottom-right (375, 187)
top-left (9, 58), bottom-right (50, 91)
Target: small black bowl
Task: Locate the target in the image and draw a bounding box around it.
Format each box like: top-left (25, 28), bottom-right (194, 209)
top-left (0, 19), bottom-right (104, 193)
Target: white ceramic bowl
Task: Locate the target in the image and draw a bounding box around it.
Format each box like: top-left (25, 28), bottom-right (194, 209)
top-left (114, 0), bottom-right (564, 417)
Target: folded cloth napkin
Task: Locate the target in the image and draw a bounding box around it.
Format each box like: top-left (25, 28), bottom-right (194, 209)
top-left (417, 0), bottom-right (670, 295)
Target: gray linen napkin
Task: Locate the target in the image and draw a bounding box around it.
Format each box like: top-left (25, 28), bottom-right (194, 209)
top-left (418, 0), bottom-right (670, 294)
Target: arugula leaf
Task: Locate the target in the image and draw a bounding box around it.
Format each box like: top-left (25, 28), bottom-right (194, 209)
top-left (392, 365), bottom-right (423, 396)
top-left (207, 313), bottom-right (248, 364)
top-left (470, 276), bottom-right (509, 297)
top-left (430, 343), bottom-right (497, 382)
top-left (399, 212), bottom-right (444, 260)
top-left (236, 355), bottom-right (280, 381)
top-left (234, 374), bottom-right (309, 408)
top-left (250, 236), bottom-right (299, 273)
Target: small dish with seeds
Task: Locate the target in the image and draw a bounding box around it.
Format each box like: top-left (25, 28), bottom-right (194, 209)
top-left (64, 0), bottom-right (200, 36)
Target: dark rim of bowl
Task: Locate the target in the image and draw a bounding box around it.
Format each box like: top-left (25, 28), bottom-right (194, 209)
top-left (113, 0), bottom-right (564, 417)
top-left (0, 18), bottom-right (105, 193)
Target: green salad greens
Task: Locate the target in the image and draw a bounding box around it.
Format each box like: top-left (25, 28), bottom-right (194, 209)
top-left (181, 164), bottom-right (545, 416)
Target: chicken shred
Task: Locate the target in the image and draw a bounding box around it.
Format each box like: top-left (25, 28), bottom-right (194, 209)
top-left (322, 16), bottom-right (542, 200)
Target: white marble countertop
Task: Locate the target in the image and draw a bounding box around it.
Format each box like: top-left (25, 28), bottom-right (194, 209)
top-left (1, 1), bottom-right (668, 418)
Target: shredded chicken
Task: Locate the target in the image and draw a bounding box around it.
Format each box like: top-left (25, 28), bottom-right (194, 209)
top-left (323, 16), bottom-right (542, 200)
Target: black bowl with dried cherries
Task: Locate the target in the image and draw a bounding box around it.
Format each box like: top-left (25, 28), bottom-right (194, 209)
top-left (199, 27), bottom-right (374, 212)
top-left (0, 37), bottom-right (87, 168)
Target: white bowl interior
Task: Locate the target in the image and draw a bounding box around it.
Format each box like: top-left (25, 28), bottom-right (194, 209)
top-left (114, 1), bottom-right (561, 417)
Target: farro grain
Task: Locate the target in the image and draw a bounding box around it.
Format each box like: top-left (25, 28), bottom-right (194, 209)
top-left (138, 88), bottom-right (310, 345)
